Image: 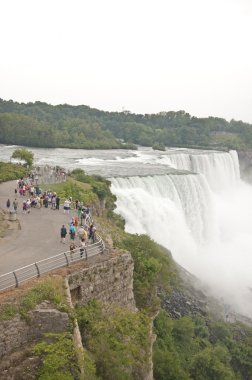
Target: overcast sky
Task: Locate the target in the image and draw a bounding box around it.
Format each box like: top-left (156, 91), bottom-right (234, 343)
top-left (1, 0), bottom-right (252, 122)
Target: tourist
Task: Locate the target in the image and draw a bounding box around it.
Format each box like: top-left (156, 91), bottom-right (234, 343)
top-left (51, 194), bottom-right (56, 210)
top-left (69, 223), bottom-right (76, 240)
top-left (77, 204), bottom-right (82, 219)
top-left (56, 195), bottom-right (60, 210)
top-left (77, 225), bottom-right (87, 241)
top-left (69, 242), bottom-right (76, 261)
top-left (13, 199), bottom-right (18, 213)
top-left (88, 224), bottom-right (96, 243)
top-left (74, 216), bottom-right (78, 227)
top-left (6, 199), bottom-right (10, 210)
top-left (44, 194), bottom-right (49, 208)
top-left (63, 199), bottom-right (71, 213)
top-left (22, 201), bottom-right (27, 214)
top-left (26, 199), bottom-right (31, 213)
top-left (60, 224), bottom-right (67, 243)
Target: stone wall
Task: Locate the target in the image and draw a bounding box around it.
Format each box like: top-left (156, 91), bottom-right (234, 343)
top-left (0, 302), bottom-right (69, 359)
top-left (68, 252), bottom-right (136, 311)
top-left (0, 252), bottom-right (136, 359)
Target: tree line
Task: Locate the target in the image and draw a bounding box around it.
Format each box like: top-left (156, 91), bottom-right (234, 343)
top-left (1, 98), bottom-right (252, 150)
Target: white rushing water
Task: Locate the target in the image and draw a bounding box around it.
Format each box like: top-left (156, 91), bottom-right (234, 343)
top-left (0, 145), bottom-right (251, 316)
top-left (111, 150), bottom-right (252, 317)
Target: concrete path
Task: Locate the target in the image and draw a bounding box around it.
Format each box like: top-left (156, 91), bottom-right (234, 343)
top-left (0, 181), bottom-right (80, 275)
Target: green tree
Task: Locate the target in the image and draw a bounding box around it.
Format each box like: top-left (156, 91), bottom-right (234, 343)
top-left (76, 300), bottom-right (151, 380)
top-left (189, 345), bottom-right (236, 380)
top-left (11, 148), bottom-right (34, 167)
top-left (32, 332), bottom-right (80, 380)
top-left (153, 348), bottom-right (190, 380)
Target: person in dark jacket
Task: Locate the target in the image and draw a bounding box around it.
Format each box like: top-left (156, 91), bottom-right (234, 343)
top-left (6, 199), bottom-right (10, 210)
top-left (60, 224), bottom-right (67, 243)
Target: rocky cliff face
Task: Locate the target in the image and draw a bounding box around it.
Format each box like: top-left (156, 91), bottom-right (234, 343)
top-left (160, 265), bottom-right (223, 320)
top-left (0, 301), bottom-right (70, 360)
top-left (0, 252), bottom-right (152, 380)
top-left (238, 150), bottom-right (252, 183)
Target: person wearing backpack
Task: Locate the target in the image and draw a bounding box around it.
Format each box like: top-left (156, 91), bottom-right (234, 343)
top-left (69, 223), bottom-right (76, 240)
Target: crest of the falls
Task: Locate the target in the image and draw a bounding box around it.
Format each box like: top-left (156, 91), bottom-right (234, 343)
top-left (160, 150), bottom-right (240, 192)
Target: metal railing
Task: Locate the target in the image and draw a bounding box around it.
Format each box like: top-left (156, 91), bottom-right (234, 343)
top-left (0, 235), bottom-right (106, 292)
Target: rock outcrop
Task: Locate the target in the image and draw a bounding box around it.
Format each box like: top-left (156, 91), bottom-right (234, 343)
top-left (238, 150), bottom-right (252, 183)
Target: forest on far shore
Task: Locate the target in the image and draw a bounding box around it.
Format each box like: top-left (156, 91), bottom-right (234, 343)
top-left (1, 98), bottom-right (252, 151)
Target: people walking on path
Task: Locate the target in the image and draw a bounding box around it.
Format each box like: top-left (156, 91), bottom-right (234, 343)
top-left (51, 194), bottom-right (56, 210)
top-left (60, 224), bottom-right (67, 243)
top-left (56, 196), bottom-right (60, 210)
top-left (6, 199), bottom-right (10, 210)
top-left (22, 201), bottom-right (27, 214)
top-left (13, 199), bottom-right (18, 213)
top-left (77, 225), bottom-right (87, 241)
top-left (63, 199), bottom-right (71, 214)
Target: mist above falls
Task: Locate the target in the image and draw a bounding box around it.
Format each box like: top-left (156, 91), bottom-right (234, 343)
top-left (110, 150), bottom-right (252, 317)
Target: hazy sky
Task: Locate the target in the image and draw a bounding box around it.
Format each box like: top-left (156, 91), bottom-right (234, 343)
top-left (1, 0), bottom-right (252, 122)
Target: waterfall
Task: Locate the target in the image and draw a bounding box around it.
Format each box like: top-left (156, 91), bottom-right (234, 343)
top-left (161, 150), bottom-right (240, 192)
top-left (110, 150), bottom-right (252, 317)
top-left (111, 174), bottom-right (216, 246)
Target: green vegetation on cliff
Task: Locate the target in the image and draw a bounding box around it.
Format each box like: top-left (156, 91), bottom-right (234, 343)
top-left (32, 332), bottom-right (80, 380)
top-left (0, 277), bottom-right (67, 321)
top-left (153, 311), bottom-right (252, 380)
top-left (76, 300), bottom-right (151, 380)
top-left (1, 98), bottom-right (252, 150)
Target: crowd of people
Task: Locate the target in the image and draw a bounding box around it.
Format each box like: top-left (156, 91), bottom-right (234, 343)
top-left (6, 175), bottom-right (98, 261)
top-left (10, 177), bottom-right (61, 213)
top-left (60, 212), bottom-right (97, 261)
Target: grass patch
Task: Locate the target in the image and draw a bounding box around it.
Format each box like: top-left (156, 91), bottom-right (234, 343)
top-left (41, 178), bottom-right (97, 206)
top-left (0, 276), bottom-right (68, 321)
top-left (0, 303), bottom-right (19, 320)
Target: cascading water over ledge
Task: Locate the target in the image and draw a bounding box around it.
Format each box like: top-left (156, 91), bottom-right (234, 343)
top-left (110, 150), bottom-right (252, 317)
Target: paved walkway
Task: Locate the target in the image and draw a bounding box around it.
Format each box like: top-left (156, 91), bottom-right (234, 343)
top-left (0, 181), bottom-right (80, 275)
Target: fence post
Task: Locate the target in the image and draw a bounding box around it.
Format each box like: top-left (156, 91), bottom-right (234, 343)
top-left (101, 240), bottom-right (105, 254)
top-left (64, 252), bottom-right (70, 266)
top-left (13, 271), bottom-right (19, 288)
top-left (35, 263), bottom-right (40, 277)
